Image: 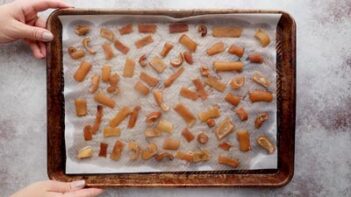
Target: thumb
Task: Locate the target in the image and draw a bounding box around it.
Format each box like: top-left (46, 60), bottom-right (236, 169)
top-left (14, 21), bottom-right (54, 42)
top-left (46, 180), bottom-right (86, 193)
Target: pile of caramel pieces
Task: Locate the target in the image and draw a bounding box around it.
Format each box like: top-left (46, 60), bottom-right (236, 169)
top-left (70, 22), bottom-right (276, 169)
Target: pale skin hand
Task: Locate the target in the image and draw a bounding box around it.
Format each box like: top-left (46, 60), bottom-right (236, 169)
top-left (1, 1), bottom-right (103, 196)
top-left (11, 180), bottom-right (104, 197)
top-left (0, 0), bottom-right (71, 59)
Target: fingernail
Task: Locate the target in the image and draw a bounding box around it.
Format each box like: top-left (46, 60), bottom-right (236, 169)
top-left (42, 32), bottom-right (54, 42)
top-left (71, 180), bottom-right (86, 190)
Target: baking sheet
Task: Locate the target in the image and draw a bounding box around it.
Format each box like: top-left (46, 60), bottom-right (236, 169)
top-left (60, 13), bottom-right (281, 174)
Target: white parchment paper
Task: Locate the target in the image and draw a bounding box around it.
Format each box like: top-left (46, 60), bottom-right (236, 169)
top-left (60, 13), bottom-right (281, 174)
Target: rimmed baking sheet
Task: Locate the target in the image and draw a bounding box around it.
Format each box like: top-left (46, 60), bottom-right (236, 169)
top-left (47, 9), bottom-right (295, 187)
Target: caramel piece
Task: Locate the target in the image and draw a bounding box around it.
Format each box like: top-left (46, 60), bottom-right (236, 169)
top-left (128, 141), bottom-right (140, 160)
top-left (149, 56), bottom-right (166, 73)
top-left (224, 93), bottom-right (241, 107)
top-left (257, 135), bottom-right (275, 154)
top-left (103, 127), bottom-right (121, 137)
top-left (118, 24), bottom-right (133, 35)
top-left (192, 150), bottom-right (211, 162)
top-left (215, 117), bottom-right (234, 140)
top-left (123, 58), bottom-right (135, 78)
top-left (109, 106), bottom-right (130, 128)
top-left (197, 24), bottom-right (207, 37)
top-left (91, 105), bottom-right (103, 134)
top-left (180, 87), bottom-right (198, 101)
top-left (255, 28), bottom-right (271, 47)
top-left (249, 53), bottom-right (264, 64)
top-left (98, 143), bottom-right (108, 157)
top-left (74, 98), bottom-right (87, 117)
top-left (68, 47), bottom-right (85, 60)
top-left (181, 128), bottom-right (195, 142)
top-left (135, 35), bottom-right (154, 48)
top-left (164, 67), bottom-right (185, 88)
top-left (160, 42), bottom-right (173, 57)
top-left (175, 151), bottom-right (193, 162)
top-left (77, 146), bottom-right (93, 159)
top-left (192, 78), bottom-right (208, 100)
top-left (236, 130), bottom-right (251, 152)
top-left (162, 137), bottom-right (180, 150)
top-left (249, 90), bottom-right (273, 102)
top-left (82, 37), bottom-right (96, 54)
top-left (83, 125), bottom-right (92, 141)
top-left (102, 43), bottom-right (114, 60)
top-left (198, 106), bottom-right (221, 122)
top-left (197, 132), bottom-right (208, 144)
top-left (212, 26), bottom-right (242, 37)
top-left (100, 27), bottom-right (115, 41)
top-left (179, 34), bottom-right (197, 52)
top-left (230, 76), bottom-right (245, 90)
top-left (142, 143), bottom-right (158, 160)
top-left (145, 111), bottom-right (162, 126)
top-left (138, 24), bottom-right (156, 33)
top-left (94, 91), bottom-right (115, 108)
top-left (74, 61), bottom-right (92, 82)
top-left (153, 90), bottom-right (169, 111)
top-left (207, 42), bottom-right (225, 56)
top-left (89, 75), bottom-right (100, 93)
top-left (252, 72), bottom-right (271, 88)
top-left (128, 106), bottom-right (141, 129)
top-left (110, 140), bottom-right (124, 161)
top-left (200, 65), bottom-right (210, 77)
top-left (134, 81), bottom-right (150, 95)
top-left (183, 51), bottom-right (193, 64)
top-left (138, 54), bottom-right (147, 67)
top-left (114, 39), bottom-right (130, 54)
top-left (174, 103), bottom-right (196, 127)
top-left (255, 112), bottom-right (269, 128)
top-left (218, 141), bottom-right (232, 151)
top-left (155, 152), bottom-right (174, 161)
top-left (144, 128), bottom-right (161, 138)
top-left (109, 72), bottom-right (119, 86)
top-left (218, 155), bottom-right (240, 168)
top-left (140, 72), bottom-right (159, 87)
top-left (75, 25), bottom-right (90, 36)
top-left (156, 119), bottom-right (173, 133)
top-left (228, 44), bottom-right (244, 57)
top-left (213, 61), bottom-right (243, 72)
top-left (170, 53), bottom-right (184, 67)
top-left (235, 107), bottom-right (248, 121)
top-left (205, 76), bottom-right (226, 92)
top-left (169, 23), bottom-right (188, 33)
top-left (207, 119), bottom-right (215, 128)
top-left (101, 64), bottom-right (111, 82)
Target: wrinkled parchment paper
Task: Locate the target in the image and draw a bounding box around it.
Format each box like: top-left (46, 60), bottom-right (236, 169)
top-left (60, 13), bottom-right (281, 174)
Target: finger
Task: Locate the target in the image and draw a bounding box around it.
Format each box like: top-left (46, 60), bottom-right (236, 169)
top-left (27, 41), bottom-right (45, 59)
top-left (38, 41), bottom-right (47, 57)
top-left (35, 17), bottom-right (46, 28)
top-left (14, 21), bottom-right (53, 42)
top-left (46, 180), bottom-right (86, 193)
top-left (28, 0), bottom-right (72, 13)
top-left (64, 188), bottom-right (104, 197)
top-left (26, 15), bottom-right (39, 26)
top-left (46, 192), bottom-right (64, 197)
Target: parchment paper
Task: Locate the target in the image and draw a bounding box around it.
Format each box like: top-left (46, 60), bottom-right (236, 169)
top-left (60, 13), bottom-right (281, 174)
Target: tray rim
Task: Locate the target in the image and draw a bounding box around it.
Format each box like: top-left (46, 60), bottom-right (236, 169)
top-left (46, 8), bottom-right (296, 187)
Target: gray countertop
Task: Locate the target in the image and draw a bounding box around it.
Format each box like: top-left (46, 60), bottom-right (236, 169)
top-left (0, 0), bottom-right (350, 196)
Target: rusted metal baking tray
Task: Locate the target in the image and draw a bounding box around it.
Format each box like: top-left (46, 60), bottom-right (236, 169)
top-left (46, 9), bottom-right (296, 187)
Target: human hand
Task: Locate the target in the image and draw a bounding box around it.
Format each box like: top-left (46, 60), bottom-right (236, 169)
top-left (0, 0), bottom-right (71, 59)
top-left (11, 180), bottom-right (104, 197)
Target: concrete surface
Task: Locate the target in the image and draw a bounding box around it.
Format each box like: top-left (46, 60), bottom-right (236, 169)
top-left (0, 0), bottom-right (350, 196)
